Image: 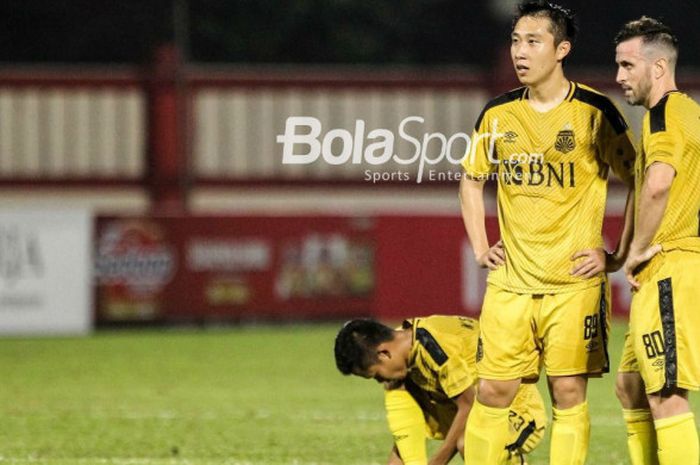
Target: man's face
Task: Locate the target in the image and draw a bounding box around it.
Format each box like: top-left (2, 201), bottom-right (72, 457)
top-left (356, 351), bottom-right (408, 383)
top-left (511, 15), bottom-right (564, 86)
top-left (616, 37), bottom-right (653, 106)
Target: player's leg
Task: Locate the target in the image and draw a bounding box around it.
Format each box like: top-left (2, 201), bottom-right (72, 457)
top-left (466, 379), bottom-right (521, 465)
top-left (547, 375), bottom-right (590, 465)
top-left (630, 251), bottom-right (700, 465)
top-left (465, 285), bottom-right (539, 465)
top-left (647, 388), bottom-right (697, 465)
top-left (616, 332), bottom-right (658, 465)
top-left (540, 282), bottom-right (610, 465)
top-left (384, 388), bottom-right (427, 465)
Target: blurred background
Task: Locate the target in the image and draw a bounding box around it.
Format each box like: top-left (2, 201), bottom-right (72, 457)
top-left (2, 3), bottom-right (700, 464)
top-left (1, 0), bottom-right (699, 334)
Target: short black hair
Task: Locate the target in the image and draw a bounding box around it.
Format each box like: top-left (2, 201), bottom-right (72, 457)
top-left (513, 1), bottom-right (578, 46)
top-left (334, 319), bottom-right (395, 375)
top-left (614, 16), bottom-right (678, 52)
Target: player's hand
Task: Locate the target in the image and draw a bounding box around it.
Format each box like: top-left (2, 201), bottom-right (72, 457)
top-left (476, 240), bottom-right (505, 270)
top-left (623, 244), bottom-right (662, 291)
top-left (604, 250), bottom-right (626, 273)
top-left (570, 248), bottom-right (606, 278)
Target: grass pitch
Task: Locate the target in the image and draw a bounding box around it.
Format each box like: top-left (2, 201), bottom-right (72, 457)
top-left (0, 321), bottom-right (698, 465)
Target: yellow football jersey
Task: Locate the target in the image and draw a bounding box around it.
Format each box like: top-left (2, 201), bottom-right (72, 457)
top-left (463, 82), bottom-right (636, 294)
top-left (637, 91), bottom-right (700, 252)
top-left (403, 315), bottom-right (479, 401)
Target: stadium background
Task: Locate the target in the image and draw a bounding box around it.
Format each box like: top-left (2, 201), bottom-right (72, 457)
top-left (0, 1), bottom-right (699, 464)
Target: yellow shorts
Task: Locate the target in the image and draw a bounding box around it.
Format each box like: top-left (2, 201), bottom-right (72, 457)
top-left (620, 250), bottom-right (700, 393)
top-left (477, 281), bottom-right (611, 379)
top-left (618, 331), bottom-right (639, 373)
top-left (405, 382), bottom-right (546, 454)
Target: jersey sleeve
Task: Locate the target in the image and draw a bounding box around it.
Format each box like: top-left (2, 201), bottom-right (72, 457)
top-left (644, 113), bottom-right (685, 173)
top-left (438, 350), bottom-right (476, 399)
top-left (597, 105), bottom-right (637, 186)
top-left (462, 110), bottom-right (498, 179)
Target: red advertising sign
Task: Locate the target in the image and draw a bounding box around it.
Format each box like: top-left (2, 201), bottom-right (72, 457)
top-left (95, 220), bottom-right (177, 321)
top-left (95, 216), bottom-right (375, 322)
top-left (95, 214), bottom-right (630, 324)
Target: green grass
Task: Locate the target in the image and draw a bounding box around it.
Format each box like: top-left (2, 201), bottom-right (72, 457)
top-left (0, 321), bottom-right (697, 465)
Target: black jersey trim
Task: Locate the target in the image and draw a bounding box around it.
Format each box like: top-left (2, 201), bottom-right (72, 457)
top-left (572, 86), bottom-right (628, 135)
top-left (650, 94), bottom-right (670, 134)
top-left (598, 282), bottom-right (611, 374)
top-left (415, 328), bottom-right (448, 366)
top-left (474, 87), bottom-right (526, 130)
top-left (506, 420), bottom-right (537, 453)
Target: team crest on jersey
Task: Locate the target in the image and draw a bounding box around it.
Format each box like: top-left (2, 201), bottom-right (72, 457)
top-left (554, 126), bottom-right (576, 154)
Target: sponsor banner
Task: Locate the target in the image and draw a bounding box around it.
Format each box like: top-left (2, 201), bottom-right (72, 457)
top-left (94, 214), bottom-right (630, 323)
top-left (95, 216), bottom-right (375, 322)
top-left (0, 209), bottom-right (92, 335)
top-left (95, 220), bottom-right (176, 321)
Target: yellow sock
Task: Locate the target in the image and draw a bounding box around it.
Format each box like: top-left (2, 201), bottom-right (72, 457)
top-left (655, 412), bottom-right (699, 465)
top-left (623, 409), bottom-right (659, 465)
top-left (464, 398), bottom-right (510, 465)
top-left (550, 401), bottom-right (590, 465)
top-left (384, 389), bottom-right (427, 465)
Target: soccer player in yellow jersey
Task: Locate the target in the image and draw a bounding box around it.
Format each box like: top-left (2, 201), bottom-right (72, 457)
top-left (613, 17), bottom-right (700, 465)
top-left (459, 2), bottom-right (637, 464)
top-left (334, 316), bottom-right (547, 465)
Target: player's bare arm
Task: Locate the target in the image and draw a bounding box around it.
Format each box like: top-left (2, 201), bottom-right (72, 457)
top-left (459, 177), bottom-right (504, 270)
top-left (623, 162), bottom-right (673, 288)
top-left (607, 189), bottom-right (636, 272)
top-left (570, 189), bottom-right (636, 278)
top-left (428, 388), bottom-right (474, 465)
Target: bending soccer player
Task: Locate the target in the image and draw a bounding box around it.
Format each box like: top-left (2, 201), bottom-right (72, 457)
top-left (613, 17), bottom-right (700, 465)
top-left (459, 2), bottom-right (637, 464)
top-left (334, 315), bottom-right (547, 465)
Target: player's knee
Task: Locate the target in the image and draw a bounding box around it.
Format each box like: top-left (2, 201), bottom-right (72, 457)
top-left (615, 372), bottom-right (649, 410)
top-left (615, 373), bottom-right (635, 408)
top-left (615, 373), bottom-right (632, 406)
top-left (477, 379), bottom-right (520, 407)
top-left (647, 387), bottom-right (690, 419)
top-left (549, 376), bottom-right (586, 409)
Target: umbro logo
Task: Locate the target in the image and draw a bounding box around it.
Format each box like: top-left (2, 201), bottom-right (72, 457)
top-left (585, 341), bottom-right (600, 353)
top-left (503, 131), bottom-right (518, 143)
